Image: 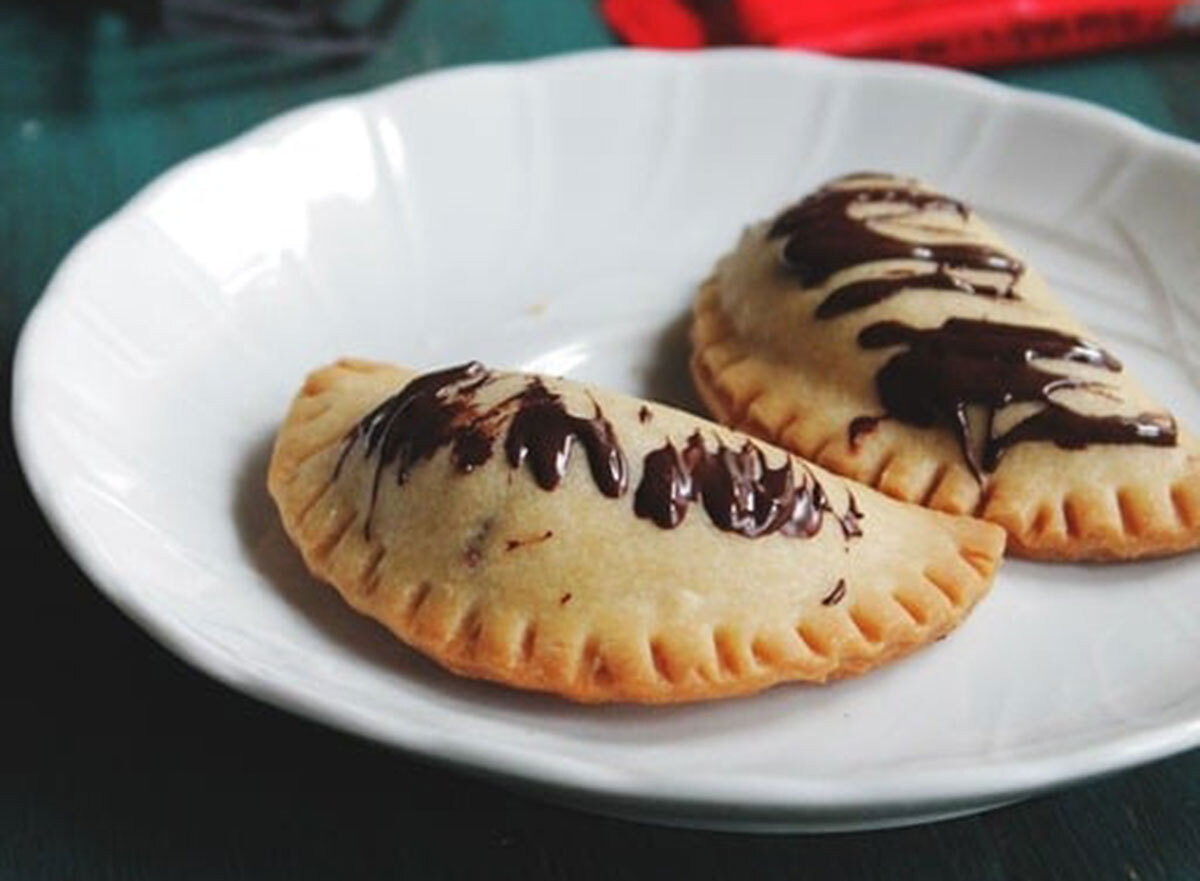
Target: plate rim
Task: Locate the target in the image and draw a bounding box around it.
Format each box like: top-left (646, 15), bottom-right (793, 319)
top-left (13, 47), bottom-right (1200, 828)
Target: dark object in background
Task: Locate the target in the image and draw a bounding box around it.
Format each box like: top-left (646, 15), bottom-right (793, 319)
top-left (162, 0), bottom-right (407, 55)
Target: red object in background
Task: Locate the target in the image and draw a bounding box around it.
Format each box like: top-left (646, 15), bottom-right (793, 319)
top-left (601, 0), bottom-right (1200, 67)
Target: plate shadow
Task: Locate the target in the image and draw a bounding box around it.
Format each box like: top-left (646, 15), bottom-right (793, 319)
top-left (639, 307), bottom-right (706, 416)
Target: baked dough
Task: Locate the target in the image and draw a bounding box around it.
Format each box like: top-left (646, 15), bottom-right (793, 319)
top-left (692, 172), bottom-right (1200, 560)
top-left (268, 358), bottom-right (1004, 703)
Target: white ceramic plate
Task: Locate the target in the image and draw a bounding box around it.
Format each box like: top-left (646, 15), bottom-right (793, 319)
top-left (14, 49), bottom-right (1200, 833)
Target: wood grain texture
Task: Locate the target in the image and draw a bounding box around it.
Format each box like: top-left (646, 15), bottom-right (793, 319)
top-left (3, 1), bottom-right (1200, 877)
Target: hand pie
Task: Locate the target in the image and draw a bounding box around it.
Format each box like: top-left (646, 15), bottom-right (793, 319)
top-left (692, 172), bottom-right (1200, 561)
top-left (268, 358), bottom-right (1004, 704)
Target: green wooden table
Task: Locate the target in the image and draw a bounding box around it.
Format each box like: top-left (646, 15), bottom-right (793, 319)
top-left (4, 2), bottom-right (1199, 877)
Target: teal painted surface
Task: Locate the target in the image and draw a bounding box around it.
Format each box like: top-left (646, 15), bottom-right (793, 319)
top-left (3, 3), bottom-right (1200, 878)
top-left (992, 47), bottom-right (1197, 136)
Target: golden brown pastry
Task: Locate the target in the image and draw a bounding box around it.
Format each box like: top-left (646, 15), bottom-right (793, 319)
top-left (691, 172), bottom-right (1200, 560)
top-left (268, 358), bottom-right (1004, 703)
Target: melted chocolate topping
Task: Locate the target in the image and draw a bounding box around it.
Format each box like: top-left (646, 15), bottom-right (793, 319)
top-left (858, 318), bottom-right (1176, 474)
top-left (821, 579), bottom-right (847, 606)
top-left (766, 176), bottom-right (1176, 473)
top-left (837, 492), bottom-right (864, 540)
top-left (504, 381), bottom-right (627, 497)
top-left (337, 364), bottom-right (627, 534)
top-left (337, 364), bottom-right (865, 546)
top-left (984, 406), bottom-right (1176, 471)
top-left (848, 415), bottom-right (883, 450)
top-left (817, 269), bottom-right (1008, 320)
top-left (767, 179), bottom-right (1022, 295)
top-left (334, 362), bottom-right (492, 537)
top-left (633, 432), bottom-right (858, 540)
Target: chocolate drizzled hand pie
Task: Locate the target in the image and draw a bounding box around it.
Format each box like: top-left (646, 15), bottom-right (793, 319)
top-left (692, 172), bottom-right (1200, 561)
top-left (268, 359), bottom-right (1003, 703)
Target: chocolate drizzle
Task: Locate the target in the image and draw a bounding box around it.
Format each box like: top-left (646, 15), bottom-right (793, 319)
top-left (848, 415), bottom-right (883, 450)
top-left (985, 406), bottom-right (1176, 470)
top-left (336, 364), bottom-right (865, 546)
top-left (821, 579), bottom-right (847, 607)
top-left (817, 269), bottom-right (1009, 320)
top-left (765, 174), bottom-right (1178, 474)
top-left (837, 492), bottom-right (864, 540)
top-left (334, 362), bottom-right (491, 537)
top-left (334, 362), bottom-right (487, 484)
top-left (768, 178), bottom-right (1021, 289)
top-left (504, 381), bottom-right (627, 497)
top-left (633, 432), bottom-right (858, 541)
top-left (336, 364), bottom-right (626, 535)
top-left (858, 318), bottom-right (1177, 474)
top-left (767, 176), bottom-right (1023, 319)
